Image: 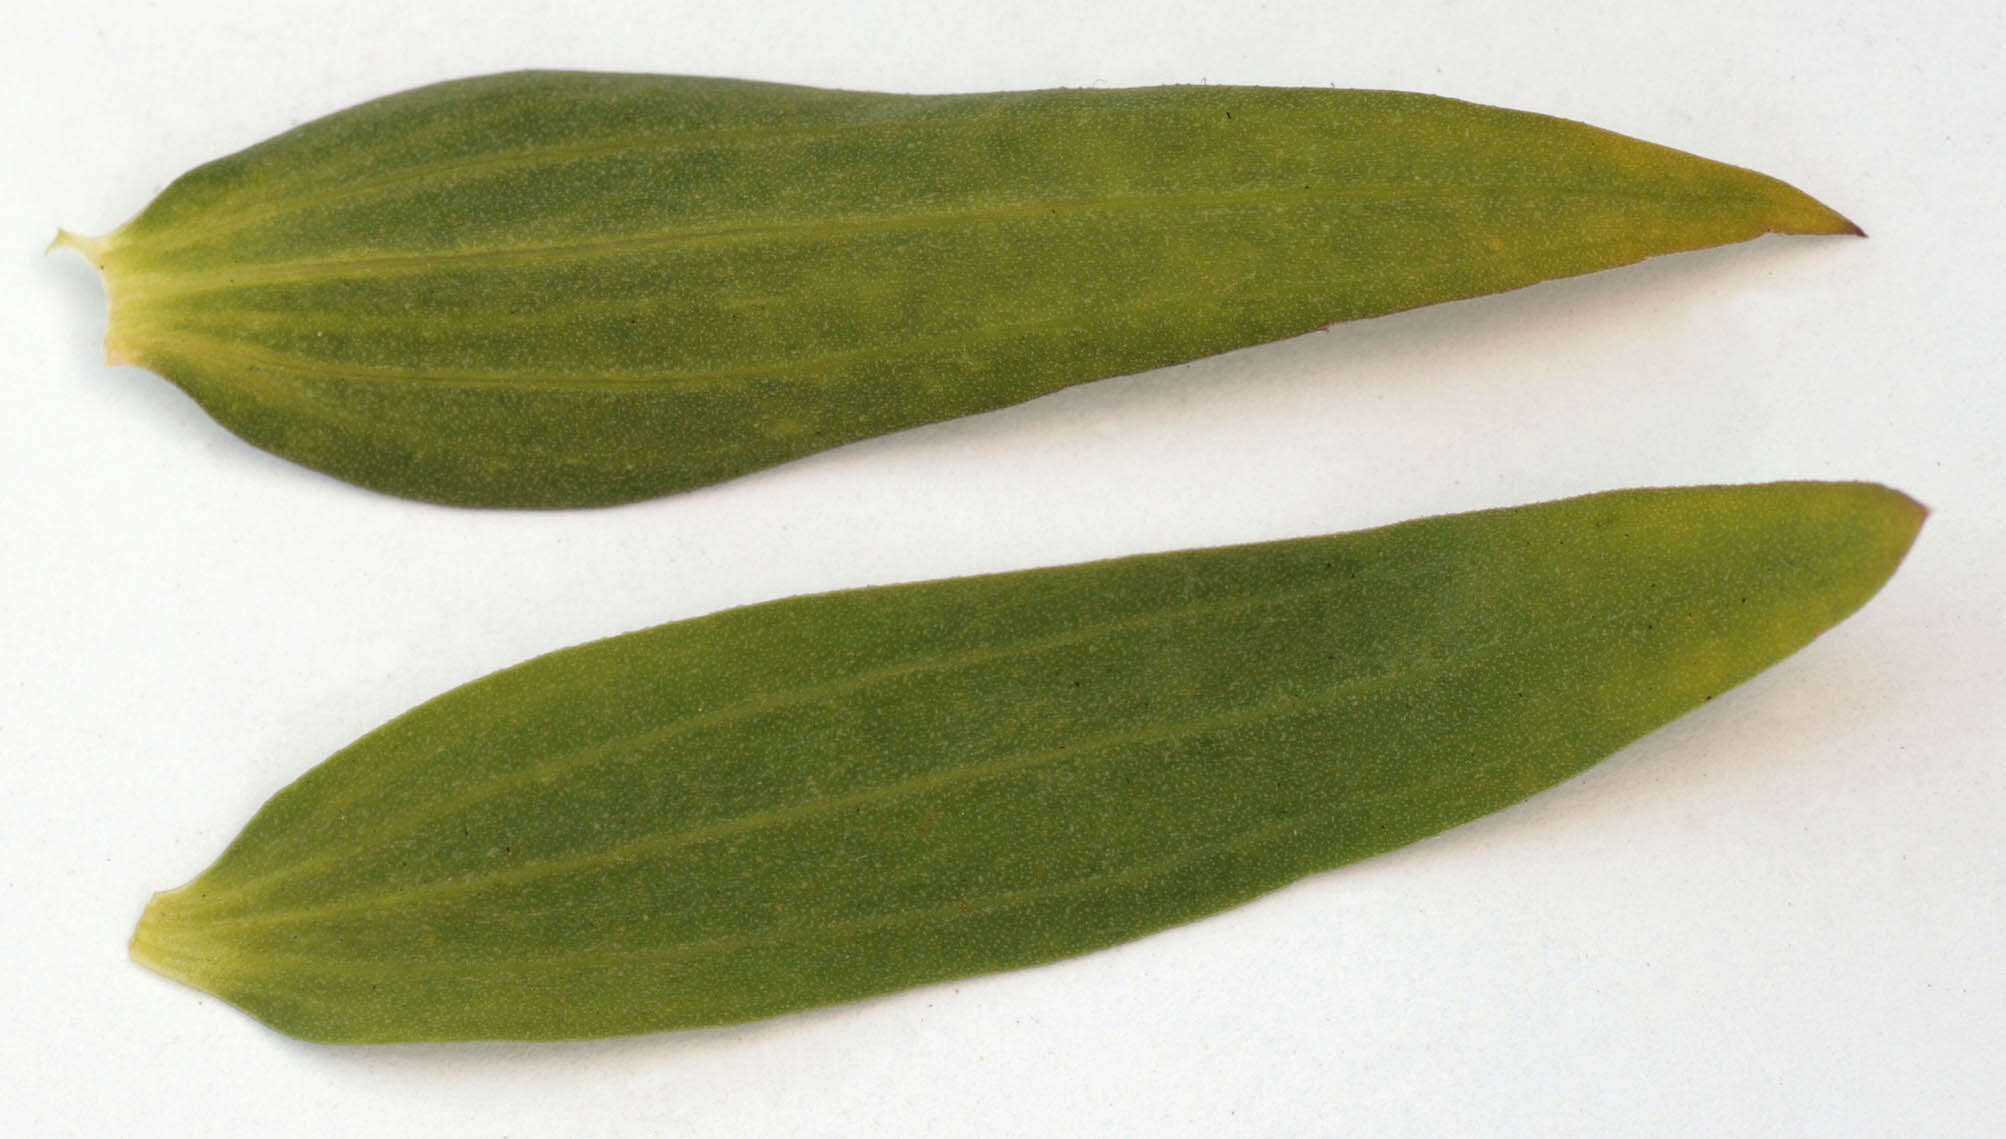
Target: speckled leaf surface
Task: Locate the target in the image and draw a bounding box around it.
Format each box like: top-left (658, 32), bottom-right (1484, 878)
top-left (65, 72), bottom-right (1858, 507)
top-left (131, 481), bottom-right (1921, 1042)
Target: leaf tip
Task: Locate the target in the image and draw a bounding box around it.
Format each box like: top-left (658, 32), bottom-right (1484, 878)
top-left (1854, 480), bottom-right (1926, 534)
top-left (1886, 485), bottom-right (1928, 525)
top-left (1876, 483), bottom-right (1928, 549)
top-left (1834, 481), bottom-right (1927, 599)
top-left (1765, 185), bottom-right (1865, 238)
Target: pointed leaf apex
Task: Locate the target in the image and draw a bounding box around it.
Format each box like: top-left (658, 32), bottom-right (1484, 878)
top-left (1768, 187), bottom-right (1865, 237)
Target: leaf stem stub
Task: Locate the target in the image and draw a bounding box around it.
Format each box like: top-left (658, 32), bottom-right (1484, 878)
top-left (49, 227), bottom-right (145, 367)
top-left (130, 887), bottom-right (249, 998)
top-left (131, 894), bottom-right (192, 982)
top-left (48, 227), bottom-right (109, 263)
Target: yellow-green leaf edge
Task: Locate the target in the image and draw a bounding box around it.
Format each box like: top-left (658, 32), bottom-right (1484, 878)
top-left (63, 72), bottom-right (1858, 507)
top-left (131, 481), bottom-right (1921, 1042)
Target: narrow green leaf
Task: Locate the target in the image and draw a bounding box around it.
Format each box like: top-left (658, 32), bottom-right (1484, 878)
top-left (62, 72), bottom-right (1858, 507)
top-left (131, 482), bottom-right (1921, 1042)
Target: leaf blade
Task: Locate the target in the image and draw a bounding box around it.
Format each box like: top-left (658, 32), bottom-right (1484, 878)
top-left (132, 481), bottom-right (1921, 1041)
top-left (73, 74), bottom-right (1859, 507)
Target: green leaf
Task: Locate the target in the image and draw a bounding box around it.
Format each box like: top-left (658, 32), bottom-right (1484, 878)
top-left (62, 72), bottom-right (1858, 507)
top-left (131, 481), bottom-right (1921, 1042)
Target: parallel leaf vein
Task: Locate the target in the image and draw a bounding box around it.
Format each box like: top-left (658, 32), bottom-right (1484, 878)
top-left (116, 181), bottom-right (1731, 301)
top-left (134, 105), bottom-right (1030, 256)
top-left (186, 631), bottom-right (1509, 937)
top-left (208, 729), bottom-right (1519, 979)
top-left (184, 573), bottom-right (1373, 914)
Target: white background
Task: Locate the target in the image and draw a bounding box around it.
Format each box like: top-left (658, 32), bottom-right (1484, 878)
top-left (4, 2), bottom-right (2001, 1135)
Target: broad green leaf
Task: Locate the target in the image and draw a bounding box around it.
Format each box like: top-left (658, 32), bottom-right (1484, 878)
top-left (63, 72), bottom-right (1857, 508)
top-left (131, 482), bottom-right (1921, 1042)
